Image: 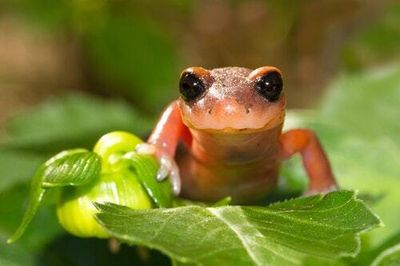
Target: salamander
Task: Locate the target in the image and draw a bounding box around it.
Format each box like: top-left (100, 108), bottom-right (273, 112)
top-left (138, 66), bottom-right (337, 203)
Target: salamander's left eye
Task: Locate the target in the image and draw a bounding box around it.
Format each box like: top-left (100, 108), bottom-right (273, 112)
top-left (179, 72), bottom-right (206, 103)
top-left (255, 71), bottom-right (283, 102)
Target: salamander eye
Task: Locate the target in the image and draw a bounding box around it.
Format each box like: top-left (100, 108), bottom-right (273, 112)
top-left (255, 71), bottom-right (283, 102)
top-left (179, 72), bottom-right (206, 102)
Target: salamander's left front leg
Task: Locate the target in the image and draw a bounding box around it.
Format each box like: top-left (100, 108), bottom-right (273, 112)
top-left (136, 101), bottom-right (191, 195)
top-left (279, 129), bottom-right (337, 194)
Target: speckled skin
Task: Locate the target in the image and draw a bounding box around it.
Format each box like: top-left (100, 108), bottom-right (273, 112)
top-left (179, 67), bottom-right (286, 131)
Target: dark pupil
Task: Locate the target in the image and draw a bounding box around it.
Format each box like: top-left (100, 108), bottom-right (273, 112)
top-left (255, 71), bottom-right (283, 102)
top-left (179, 73), bottom-right (205, 102)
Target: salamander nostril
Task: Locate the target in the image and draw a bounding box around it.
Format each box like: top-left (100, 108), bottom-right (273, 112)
top-left (244, 103), bottom-right (252, 114)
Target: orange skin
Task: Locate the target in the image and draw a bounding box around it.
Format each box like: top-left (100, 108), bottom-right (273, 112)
top-left (148, 66), bottom-right (337, 203)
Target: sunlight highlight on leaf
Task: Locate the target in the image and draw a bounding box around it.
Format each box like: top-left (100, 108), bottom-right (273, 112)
top-left (96, 191), bottom-right (381, 266)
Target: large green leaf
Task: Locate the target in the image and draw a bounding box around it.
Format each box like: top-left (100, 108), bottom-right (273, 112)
top-left (96, 191), bottom-right (381, 266)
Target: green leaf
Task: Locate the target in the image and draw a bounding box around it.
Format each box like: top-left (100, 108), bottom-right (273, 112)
top-left (123, 152), bottom-right (172, 208)
top-left (41, 149), bottom-right (101, 188)
top-left (8, 149), bottom-right (101, 243)
top-left (371, 244), bottom-right (400, 266)
top-left (96, 191), bottom-right (381, 266)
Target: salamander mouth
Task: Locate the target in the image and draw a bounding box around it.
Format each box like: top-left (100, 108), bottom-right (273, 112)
top-left (182, 113), bottom-right (285, 134)
top-left (180, 103), bottom-right (285, 134)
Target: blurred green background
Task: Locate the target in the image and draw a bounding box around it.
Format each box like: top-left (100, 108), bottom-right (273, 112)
top-left (1, 0), bottom-right (400, 265)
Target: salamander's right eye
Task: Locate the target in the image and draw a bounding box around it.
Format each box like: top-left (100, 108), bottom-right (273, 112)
top-left (179, 72), bottom-right (206, 103)
top-left (254, 71), bottom-right (283, 102)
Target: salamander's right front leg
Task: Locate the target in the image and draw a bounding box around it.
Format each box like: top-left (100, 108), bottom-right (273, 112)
top-left (136, 101), bottom-right (191, 195)
top-left (279, 129), bottom-right (337, 195)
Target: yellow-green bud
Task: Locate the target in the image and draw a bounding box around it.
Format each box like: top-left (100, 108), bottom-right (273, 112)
top-left (57, 170), bottom-right (151, 238)
top-left (93, 131), bottom-right (143, 172)
top-left (56, 131), bottom-right (152, 238)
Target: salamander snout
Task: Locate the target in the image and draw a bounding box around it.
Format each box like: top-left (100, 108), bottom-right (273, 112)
top-left (212, 98), bottom-right (247, 117)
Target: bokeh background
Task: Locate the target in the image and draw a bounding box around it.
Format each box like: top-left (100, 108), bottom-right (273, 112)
top-left (1, 0), bottom-right (400, 265)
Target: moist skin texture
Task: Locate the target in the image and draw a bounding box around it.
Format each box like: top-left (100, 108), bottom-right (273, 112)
top-left (177, 67), bottom-right (286, 203)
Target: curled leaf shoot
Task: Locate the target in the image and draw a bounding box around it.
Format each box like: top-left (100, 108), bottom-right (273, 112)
top-left (8, 149), bottom-right (101, 243)
top-left (7, 166), bottom-right (46, 244)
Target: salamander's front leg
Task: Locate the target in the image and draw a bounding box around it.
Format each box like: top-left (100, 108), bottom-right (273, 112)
top-left (279, 129), bottom-right (337, 194)
top-left (136, 101), bottom-right (191, 195)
